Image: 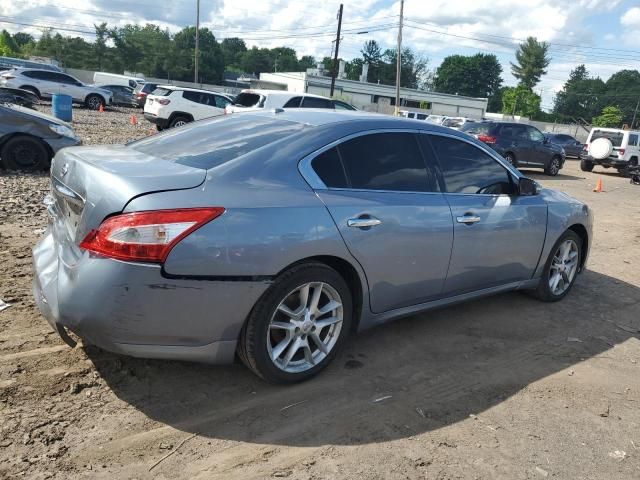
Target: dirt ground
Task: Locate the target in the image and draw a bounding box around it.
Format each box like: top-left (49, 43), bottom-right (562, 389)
top-left (1, 106), bottom-right (639, 479)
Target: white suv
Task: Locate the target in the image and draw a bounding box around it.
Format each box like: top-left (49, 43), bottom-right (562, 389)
top-left (581, 127), bottom-right (640, 174)
top-left (0, 68), bottom-right (113, 110)
top-left (225, 89), bottom-right (338, 113)
top-left (144, 85), bottom-right (234, 130)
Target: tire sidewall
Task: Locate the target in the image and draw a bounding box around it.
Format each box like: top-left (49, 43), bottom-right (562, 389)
top-left (538, 230), bottom-right (582, 301)
top-left (546, 157), bottom-right (560, 176)
top-left (1, 136), bottom-right (48, 171)
top-left (86, 95), bottom-right (103, 110)
top-left (170, 116), bottom-right (190, 128)
top-left (245, 264), bottom-right (353, 383)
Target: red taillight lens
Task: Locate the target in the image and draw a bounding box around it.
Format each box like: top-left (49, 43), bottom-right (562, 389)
top-left (158, 98), bottom-right (170, 105)
top-left (477, 134), bottom-right (497, 144)
top-left (80, 208), bottom-right (224, 263)
top-left (618, 148), bottom-right (625, 156)
top-left (583, 144), bottom-right (588, 151)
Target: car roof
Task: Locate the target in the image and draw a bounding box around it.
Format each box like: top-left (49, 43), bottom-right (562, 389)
top-left (239, 89), bottom-right (329, 100)
top-left (590, 127), bottom-right (640, 134)
top-left (156, 85), bottom-right (231, 96)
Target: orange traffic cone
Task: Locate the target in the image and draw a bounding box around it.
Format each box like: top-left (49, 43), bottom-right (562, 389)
top-left (98, 104), bottom-right (104, 113)
top-left (593, 178), bottom-right (603, 193)
top-left (130, 115), bottom-right (138, 126)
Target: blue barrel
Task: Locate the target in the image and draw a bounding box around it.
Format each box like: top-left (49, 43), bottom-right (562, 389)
top-left (52, 94), bottom-right (72, 122)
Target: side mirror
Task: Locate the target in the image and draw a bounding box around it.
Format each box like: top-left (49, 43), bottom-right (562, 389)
top-left (518, 177), bottom-right (538, 196)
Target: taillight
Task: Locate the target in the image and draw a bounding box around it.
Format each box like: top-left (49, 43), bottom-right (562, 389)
top-left (618, 148), bottom-right (625, 156)
top-left (582, 144), bottom-right (588, 151)
top-left (80, 208), bottom-right (224, 263)
top-left (158, 98), bottom-right (170, 105)
top-left (1, 74), bottom-right (15, 79)
top-left (477, 134), bottom-right (497, 144)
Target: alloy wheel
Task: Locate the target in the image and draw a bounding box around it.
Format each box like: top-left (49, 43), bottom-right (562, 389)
top-left (549, 158), bottom-right (560, 175)
top-left (505, 153), bottom-right (515, 165)
top-left (548, 239), bottom-right (579, 296)
top-left (174, 120), bottom-right (187, 127)
top-left (267, 282), bottom-right (343, 373)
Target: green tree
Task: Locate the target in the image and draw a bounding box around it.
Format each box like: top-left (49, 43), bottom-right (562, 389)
top-left (553, 65), bottom-right (606, 122)
top-left (511, 37), bottom-right (550, 89)
top-left (604, 70), bottom-right (640, 127)
top-left (12, 32), bottom-right (34, 49)
top-left (434, 53), bottom-right (502, 98)
top-left (221, 38), bottom-right (247, 68)
top-left (94, 23), bottom-right (109, 71)
top-left (361, 39), bottom-right (383, 82)
top-left (592, 106), bottom-right (623, 127)
top-left (501, 85), bottom-right (541, 117)
top-left (0, 30), bottom-right (18, 56)
top-left (170, 27), bottom-right (223, 83)
top-left (271, 47), bottom-right (299, 72)
top-left (298, 55), bottom-right (316, 71)
top-left (241, 47), bottom-right (274, 75)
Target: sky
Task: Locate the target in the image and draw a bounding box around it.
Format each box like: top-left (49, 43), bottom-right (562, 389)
top-left (2, 0), bottom-right (640, 110)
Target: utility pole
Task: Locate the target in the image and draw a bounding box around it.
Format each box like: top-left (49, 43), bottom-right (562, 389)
top-left (632, 98), bottom-right (639, 129)
top-left (330, 4), bottom-right (343, 97)
top-left (394, 0), bottom-right (404, 116)
top-left (194, 0), bottom-right (200, 84)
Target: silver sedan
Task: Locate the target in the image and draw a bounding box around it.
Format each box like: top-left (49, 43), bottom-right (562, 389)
top-left (33, 110), bottom-right (592, 383)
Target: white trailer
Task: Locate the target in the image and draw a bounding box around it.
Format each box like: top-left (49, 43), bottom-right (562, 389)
top-left (93, 72), bottom-right (145, 88)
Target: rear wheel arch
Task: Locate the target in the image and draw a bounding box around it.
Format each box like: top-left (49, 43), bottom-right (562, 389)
top-left (568, 224), bottom-right (589, 271)
top-left (629, 156), bottom-right (638, 166)
top-left (168, 112), bottom-right (194, 123)
top-left (19, 85), bottom-right (41, 98)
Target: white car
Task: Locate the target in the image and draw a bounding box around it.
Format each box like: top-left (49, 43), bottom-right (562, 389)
top-left (581, 127), bottom-right (640, 174)
top-left (225, 89), bottom-right (338, 114)
top-left (0, 68), bottom-right (112, 110)
top-left (441, 117), bottom-right (478, 130)
top-left (144, 85), bottom-right (234, 130)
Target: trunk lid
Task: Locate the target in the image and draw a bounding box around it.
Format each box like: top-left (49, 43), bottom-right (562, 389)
top-left (49, 145), bottom-right (206, 243)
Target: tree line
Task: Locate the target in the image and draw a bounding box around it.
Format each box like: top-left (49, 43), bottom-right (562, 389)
top-left (1, 25), bottom-right (638, 126)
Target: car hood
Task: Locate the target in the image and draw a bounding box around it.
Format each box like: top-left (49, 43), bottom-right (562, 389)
top-left (5, 103), bottom-right (71, 127)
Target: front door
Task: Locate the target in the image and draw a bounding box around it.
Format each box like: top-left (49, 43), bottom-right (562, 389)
top-left (310, 132), bottom-right (454, 313)
top-left (527, 126), bottom-right (550, 166)
top-left (423, 133), bottom-right (547, 296)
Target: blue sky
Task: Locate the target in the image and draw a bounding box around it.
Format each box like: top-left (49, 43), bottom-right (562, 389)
top-left (2, 0), bottom-right (640, 109)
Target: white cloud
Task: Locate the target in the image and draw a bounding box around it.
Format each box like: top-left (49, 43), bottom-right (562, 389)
top-left (621, 6), bottom-right (640, 27)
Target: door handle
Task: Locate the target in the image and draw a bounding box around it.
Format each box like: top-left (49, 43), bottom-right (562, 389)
top-left (456, 214), bottom-right (481, 225)
top-left (347, 217), bottom-right (382, 228)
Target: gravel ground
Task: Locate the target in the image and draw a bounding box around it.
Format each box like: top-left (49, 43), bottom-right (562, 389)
top-left (0, 108), bottom-right (639, 479)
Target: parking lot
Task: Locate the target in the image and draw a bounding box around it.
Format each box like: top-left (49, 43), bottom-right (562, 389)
top-left (1, 106), bottom-right (639, 479)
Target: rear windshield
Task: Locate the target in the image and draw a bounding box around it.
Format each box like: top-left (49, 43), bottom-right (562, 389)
top-left (128, 114), bottom-right (307, 169)
top-left (460, 122), bottom-right (491, 135)
top-left (590, 129), bottom-right (624, 147)
top-left (443, 118), bottom-right (464, 128)
top-left (233, 92), bottom-right (263, 108)
top-left (151, 87), bottom-right (172, 96)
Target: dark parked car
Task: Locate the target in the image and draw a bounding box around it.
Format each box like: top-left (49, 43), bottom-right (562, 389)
top-left (0, 86), bottom-right (39, 109)
top-left (545, 133), bottom-right (583, 158)
top-left (33, 110), bottom-right (591, 383)
top-left (96, 84), bottom-right (136, 106)
top-left (461, 121), bottom-right (565, 175)
top-left (0, 103), bottom-right (80, 170)
top-left (133, 82), bottom-right (158, 108)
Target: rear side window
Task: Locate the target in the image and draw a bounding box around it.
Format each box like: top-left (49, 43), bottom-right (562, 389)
top-left (311, 147), bottom-right (348, 188)
top-left (182, 91), bottom-right (203, 104)
top-left (128, 115), bottom-right (307, 169)
top-left (460, 122), bottom-right (492, 135)
top-left (337, 132), bottom-right (435, 192)
top-left (301, 97), bottom-right (333, 109)
top-left (214, 95), bottom-right (231, 108)
top-left (428, 135), bottom-right (515, 195)
top-left (591, 129), bottom-right (624, 147)
top-left (234, 92), bottom-right (262, 107)
top-left (416, 113), bottom-right (427, 120)
top-left (628, 134), bottom-right (638, 147)
top-left (283, 96), bottom-right (303, 108)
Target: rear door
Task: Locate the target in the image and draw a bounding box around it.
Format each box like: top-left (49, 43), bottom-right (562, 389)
top-left (31, 71), bottom-right (60, 97)
top-left (499, 124), bottom-right (532, 164)
top-left (300, 96), bottom-right (334, 109)
top-left (311, 131), bottom-right (454, 313)
top-left (55, 73), bottom-right (83, 101)
top-left (424, 133), bottom-right (547, 296)
top-left (182, 91), bottom-right (212, 120)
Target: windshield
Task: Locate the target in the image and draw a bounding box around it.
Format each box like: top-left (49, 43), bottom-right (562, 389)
top-left (460, 122), bottom-right (491, 135)
top-left (233, 92), bottom-right (264, 108)
top-left (591, 129), bottom-right (624, 147)
top-left (128, 114), bottom-right (307, 169)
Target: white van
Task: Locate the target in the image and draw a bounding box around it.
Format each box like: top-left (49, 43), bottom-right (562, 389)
top-left (581, 127), bottom-right (640, 174)
top-left (93, 72), bottom-right (145, 89)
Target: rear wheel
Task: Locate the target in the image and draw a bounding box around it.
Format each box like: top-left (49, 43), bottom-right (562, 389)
top-left (238, 262), bottom-right (352, 383)
top-left (544, 156), bottom-right (561, 176)
top-left (532, 230), bottom-right (582, 302)
top-left (169, 115), bottom-right (191, 128)
top-left (580, 159), bottom-right (594, 172)
top-left (504, 152), bottom-right (516, 166)
top-left (0, 135), bottom-right (49, 171)
top-left (20, 86), bottom-right (41, 99)
top-left (85, 94), bottom-right (104, 110)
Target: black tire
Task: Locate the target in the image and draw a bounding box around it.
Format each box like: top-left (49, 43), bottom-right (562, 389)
top-left (20, 86), bottom-right (41, 99)
top-left (0, 135), bottom-right (49, 171)
top-left (532, 230), bottom-right (582, 302)
top-left (544, 156), bottom-right (561, 176)
top-left (169, 115), bottom-right (191, 128)
top-left (580, 159), bottom-right (594, 172)
top-left (504, 152), bottom-right (516, 166)
top-left (85, 94), bottom-right (104, 110)
top-left (156, 124), bottom-right (164, 132)
top-left (238, 262), bottom-right (353, 384)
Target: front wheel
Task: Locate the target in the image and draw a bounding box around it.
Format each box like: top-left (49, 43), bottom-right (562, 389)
top-left (504, 152), bottom-right (516, 166)
top-left (0, 135), bottom-right (49, 171)
top-left (544, 156), bottom-right (561, 176)
top-left (85, 94), bottom-right (104, 110)
top-left (532, 230), bottom-right (582, 302)
top-left (238, 263), bottom-right (352, 383)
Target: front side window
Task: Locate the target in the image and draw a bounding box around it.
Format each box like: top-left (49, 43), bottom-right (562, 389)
top-left (528, 127), bottom-right (545, 142)
top-left (283, 96), bottom-right (303, 108)
top-left (336, 132), bottom-right (435, 192)
top-left (628, 134), bottom-right (638, 147)
top-left (214, 95), bottom-right (231, 108)
top-left (301, 97), bottom-right (333, 108)
top-left (428, 135), bottom-right (515, 195)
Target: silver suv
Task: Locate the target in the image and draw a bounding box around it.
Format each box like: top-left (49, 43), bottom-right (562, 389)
top-left (0, 68), bottom-right (113, 110)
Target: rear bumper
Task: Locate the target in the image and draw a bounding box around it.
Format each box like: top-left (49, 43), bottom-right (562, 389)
top-left (144, 113), bottom-right (169, 128)
top-left (581, 154), bottom-right (628, 168)
top-left (32, 224), bottom-right (270, 364)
